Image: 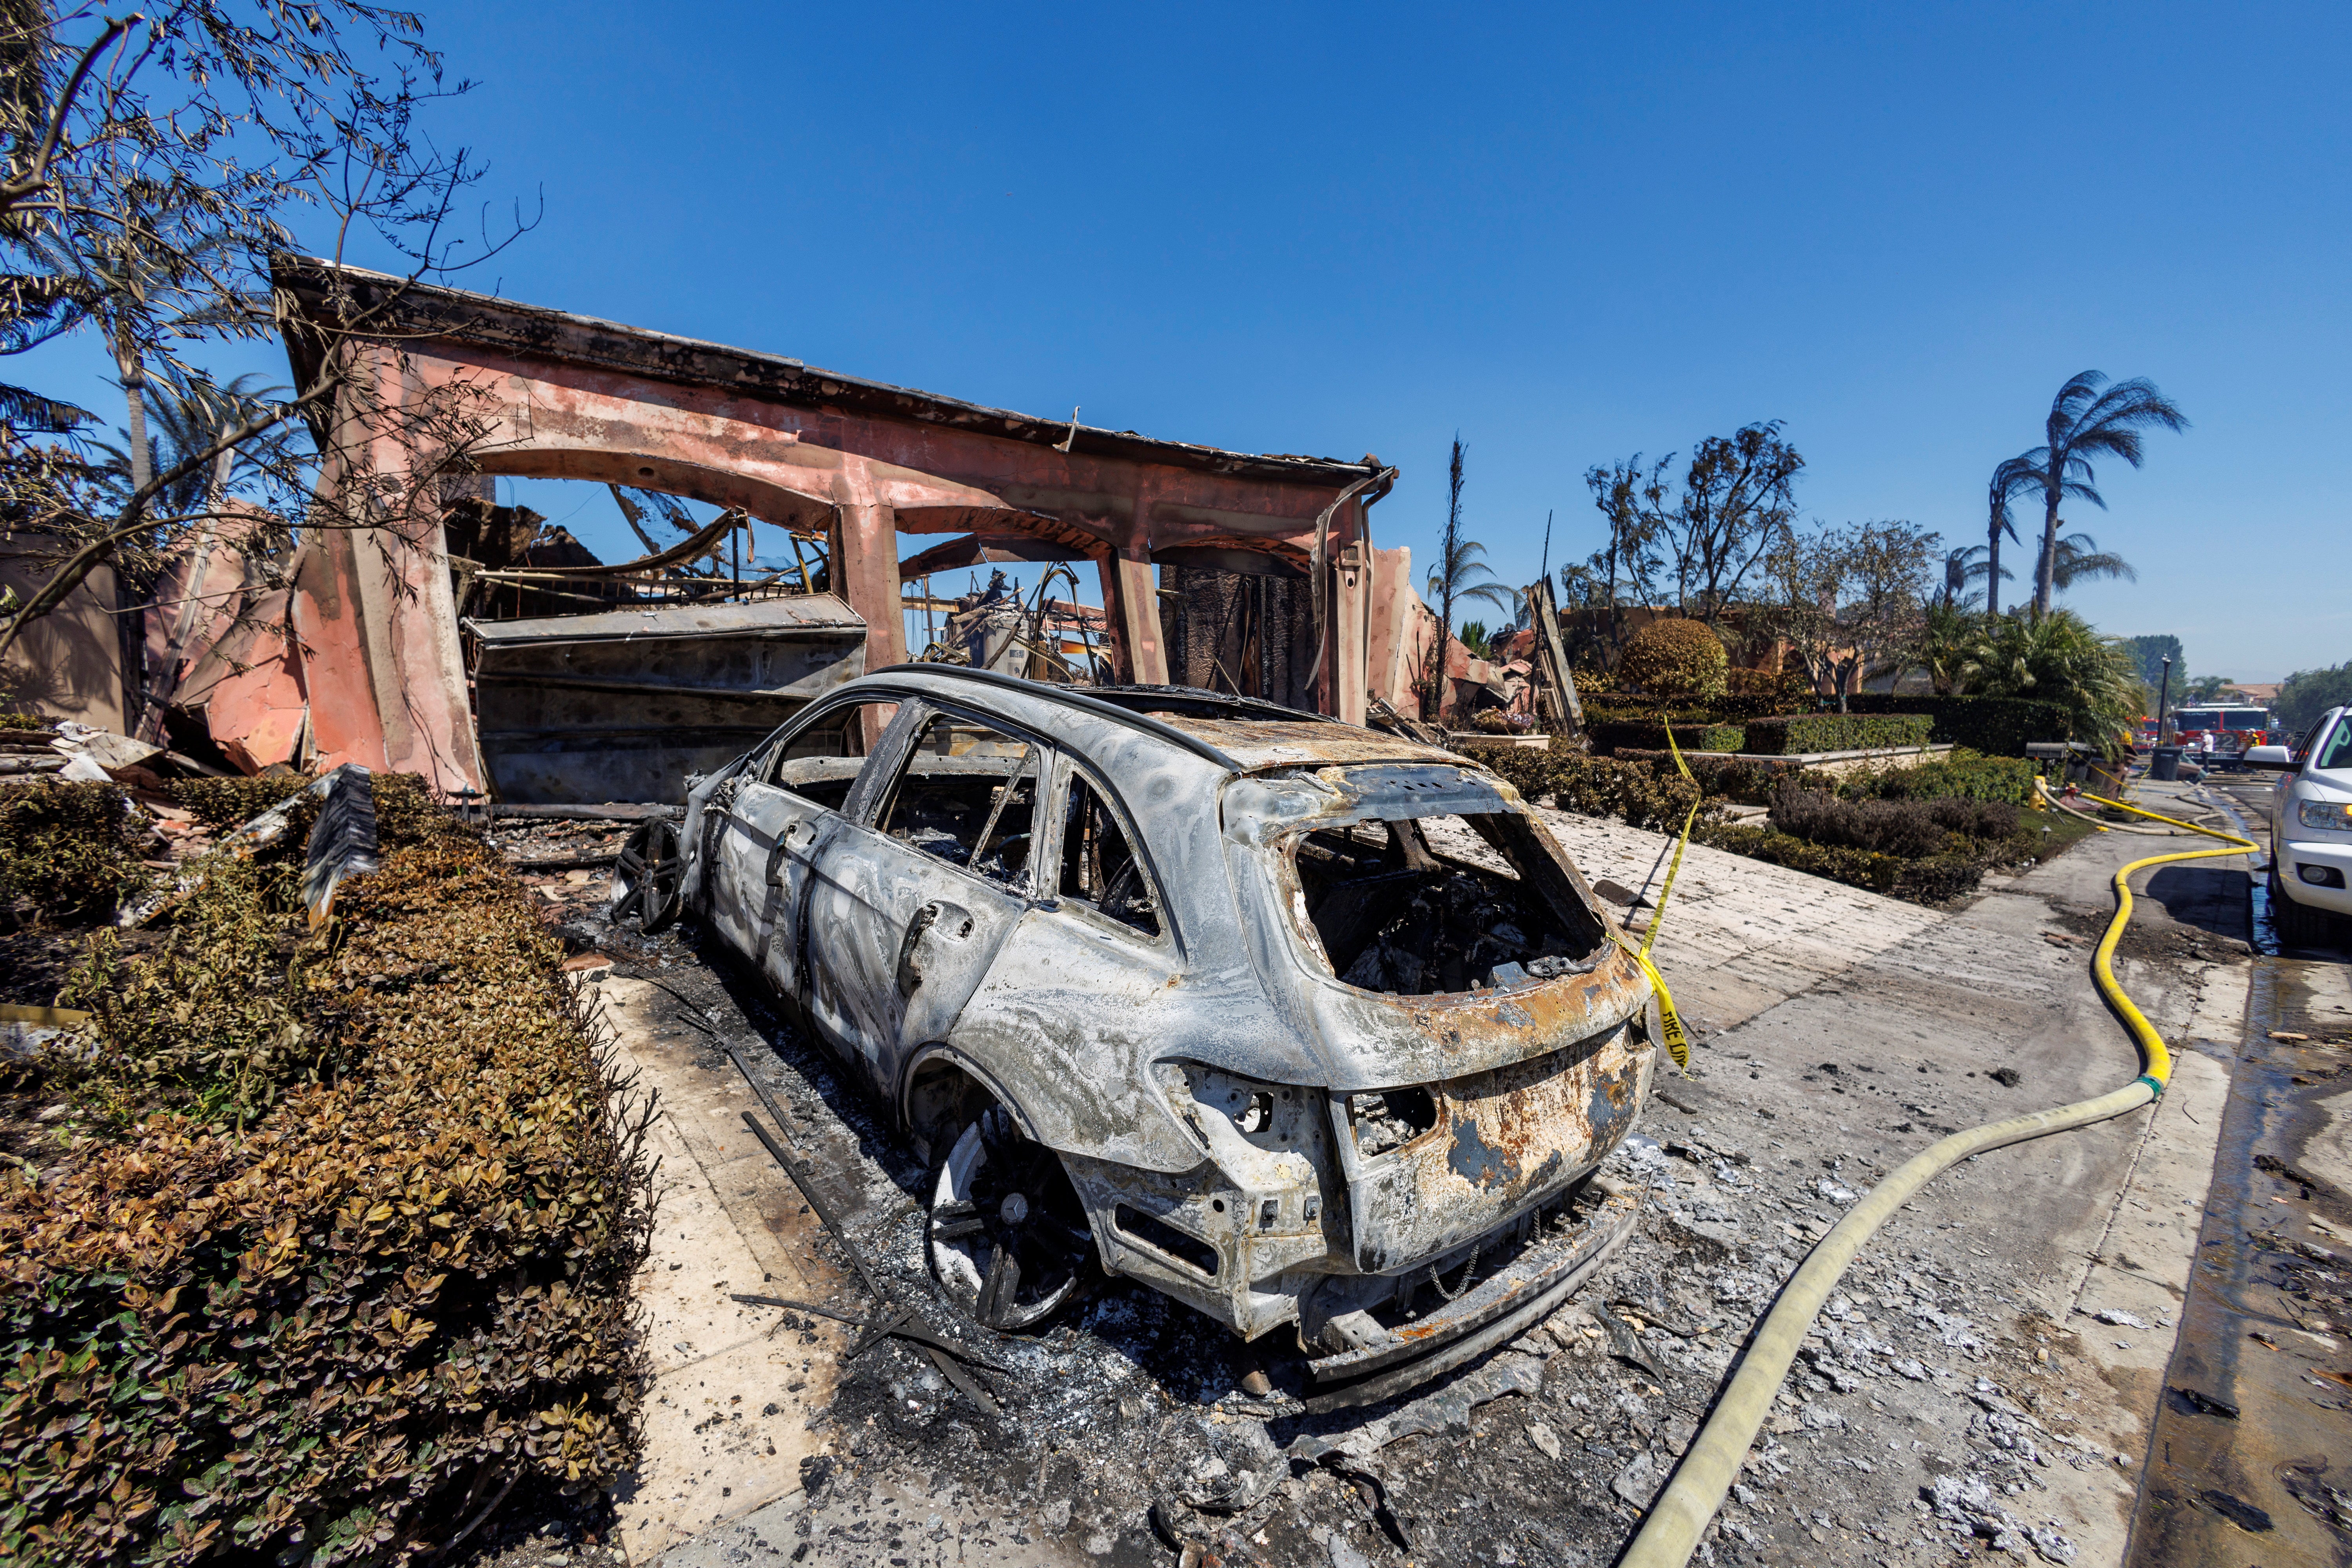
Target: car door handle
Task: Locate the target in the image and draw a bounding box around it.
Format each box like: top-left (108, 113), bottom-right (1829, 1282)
top-left (896, 903), bottom-right (940, 995)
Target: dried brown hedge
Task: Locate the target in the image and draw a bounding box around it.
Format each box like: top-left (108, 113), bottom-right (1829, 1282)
top-left (167, 773), bottom-right (315, 830)
top-left (1766, 787), bottom-right (1949, 858)
top-left (0, 780), bottom-right (150, 924)
top-left (0, 809), bottom-right (651, 1566)
top-left (1478, 739), bottom-right (1702, 832)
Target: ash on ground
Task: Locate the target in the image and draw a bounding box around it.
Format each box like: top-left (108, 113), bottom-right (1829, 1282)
top-left (523, 870), bottom-right (2120, 1568)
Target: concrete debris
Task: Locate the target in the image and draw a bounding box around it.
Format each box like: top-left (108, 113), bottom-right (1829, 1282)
top-left (1798, 1403), bottom-right (1846, 1430)
top-left (1926, 1474), bottom-right (2078, 1563)
top-left (1610, 1134), bottom-right (1678, 1192)
top-left (1527, 1420), bottom-right (1563, 1460)
top-left (1711, 1267), bottom-right (1769, 1303)
top-left (1611, 1450), bottom-right (1662, 1507)
top-left (1175, 1418), bottom-right (1283, 1513)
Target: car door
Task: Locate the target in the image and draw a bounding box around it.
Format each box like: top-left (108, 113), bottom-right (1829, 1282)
top-left (802, 705), bottom-right (1045, 1100)
top-left (708, 697), bottom-right (911, 996)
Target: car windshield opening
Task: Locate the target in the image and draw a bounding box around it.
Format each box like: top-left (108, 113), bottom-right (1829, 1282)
top-left (1292, 811), bottom-right (1606, 996)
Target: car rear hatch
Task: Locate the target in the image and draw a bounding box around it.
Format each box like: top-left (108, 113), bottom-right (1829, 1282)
top-left (1224, 761), bottom-right (1658, 1273)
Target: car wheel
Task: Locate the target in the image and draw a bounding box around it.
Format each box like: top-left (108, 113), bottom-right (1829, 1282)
top-left (2270, 862), bottom-right (2332, 949)
top-left (615, 818), bottom-right (682, 933)
top-left (928, 1105), bottom-right (1093, 1331)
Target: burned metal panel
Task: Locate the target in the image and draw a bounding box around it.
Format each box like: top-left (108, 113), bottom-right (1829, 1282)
top-left (1333, 1019), bottom-right (1651, 1274)
top-left (1218, 765), bottom-right (1650, 1091)
top-left (1163, 715), bottom-right (1464, 772)
top-left (465, 595), bottom-right (865, 804)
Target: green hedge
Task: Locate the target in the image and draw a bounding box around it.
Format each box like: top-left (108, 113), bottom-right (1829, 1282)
top-left (1586, 691), bottom-right (2076, 757)
top-left (1587, 720), bottom-right (1748, 755)
top-left (1, 784), bottom-right (650, 1566)
top-left (1838, 748), bottom-right (2034, 807)
top-left (1582, 693), bottom-right (1803, 725)
top-left (1743, 712), bottom-right (1933, 756)
top-left (1838, 694), bottom-right (2071, 755)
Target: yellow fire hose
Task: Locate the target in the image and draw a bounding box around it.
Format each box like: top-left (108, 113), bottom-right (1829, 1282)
top-left (1617, 779), bottom-right (2256, 1568)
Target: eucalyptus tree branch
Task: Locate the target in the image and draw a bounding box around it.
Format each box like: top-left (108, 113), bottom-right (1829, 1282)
top-left (0, 16), bottom-right (135, 212)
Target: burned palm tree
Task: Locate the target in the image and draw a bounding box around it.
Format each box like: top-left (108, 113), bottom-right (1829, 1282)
top-left (1420, 436), bottom-right (1514, 719)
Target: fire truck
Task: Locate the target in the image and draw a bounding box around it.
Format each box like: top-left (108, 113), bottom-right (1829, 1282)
top-left (2169, 705), bottom-right (2278, 768)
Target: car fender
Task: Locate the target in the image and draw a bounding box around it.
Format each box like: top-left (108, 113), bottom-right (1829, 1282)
top-left (928, 995), bottom-right (1215, 1176)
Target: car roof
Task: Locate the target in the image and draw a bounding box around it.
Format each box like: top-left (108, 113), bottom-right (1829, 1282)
top-left (859, 666), bottom-right (1468, 775)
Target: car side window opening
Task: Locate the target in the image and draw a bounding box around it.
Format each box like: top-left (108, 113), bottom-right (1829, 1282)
top-left (1057, 770), bottom-right (1161, 938)
top-left (2314, 718), bottom-right (2352, 771)
top-left (876, 715), bottom-right (1042, 893)
top-left (766, 700), bottom-right (899, 811)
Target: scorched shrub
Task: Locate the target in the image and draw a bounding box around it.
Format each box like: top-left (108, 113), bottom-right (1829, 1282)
top-left (0, 795), bottom-right (652, 1567)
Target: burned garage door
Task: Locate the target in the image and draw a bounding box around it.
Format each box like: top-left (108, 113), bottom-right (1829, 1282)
top-left (465, 595), bottom-right (866, 804)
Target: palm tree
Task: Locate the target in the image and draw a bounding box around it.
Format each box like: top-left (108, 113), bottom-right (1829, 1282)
top-left (1984, 454), bottom-right (2038, 617)
top-left (2020, 372), bottom-right (2187, 618)
top-left (2045, 531), bottom-right (2136, 593)
top-left (1959, 608), bottom-right (2144, 756)
top-left (93, 374), bottom-right (293, 524)
top-left (1424, 537), bottom-right (1515, 625)
top-left (1419, 436), bottom-right (1515, 717)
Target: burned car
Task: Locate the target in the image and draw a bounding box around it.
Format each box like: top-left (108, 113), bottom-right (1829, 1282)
top-left (625, 666), bottom-right (1659, 1403)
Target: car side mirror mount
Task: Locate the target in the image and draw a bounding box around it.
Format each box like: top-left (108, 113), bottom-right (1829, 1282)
top-left (2242, 745), bottom-right (2297, 771)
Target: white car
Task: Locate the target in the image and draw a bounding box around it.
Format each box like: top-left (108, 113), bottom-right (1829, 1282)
top-left (2247, 705), bottom-right (2352, 946)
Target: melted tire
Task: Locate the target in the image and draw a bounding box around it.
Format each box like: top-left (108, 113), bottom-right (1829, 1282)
top-left (617, 818), bottom-right (683, 933)
top-left (927, 1107), bottom-right (1093, 1332)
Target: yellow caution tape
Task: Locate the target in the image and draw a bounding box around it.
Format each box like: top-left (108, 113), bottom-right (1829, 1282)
top-left (1610, 718), bottom-right (1700, 1073)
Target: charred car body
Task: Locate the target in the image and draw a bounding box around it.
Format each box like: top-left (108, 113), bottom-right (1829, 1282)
top-left (632, 666), bottom-right (1657, 1401)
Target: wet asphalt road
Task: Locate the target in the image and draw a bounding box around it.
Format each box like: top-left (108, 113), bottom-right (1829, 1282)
top-left (2125, 771), bottom-right (2352, 1566)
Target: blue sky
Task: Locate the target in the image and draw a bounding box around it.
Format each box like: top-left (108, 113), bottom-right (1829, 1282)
top-left (28, 2), bottom-right (2349, 680)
